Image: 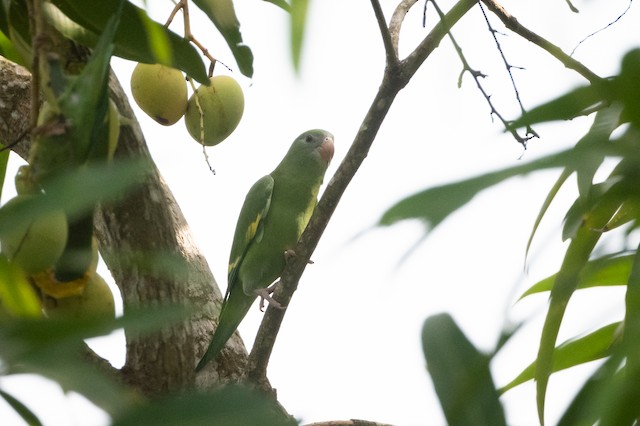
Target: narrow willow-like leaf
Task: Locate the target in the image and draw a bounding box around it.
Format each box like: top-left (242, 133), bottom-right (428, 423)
top-left (423, 314), bottom-right (506, 425)
top-left (0, 148), bottom-right (8, 200)
top-left (535, 186), bottom-right (624, 424)
top-left (614, 241), bottom-right (640, 424)
top-left (0, 305), bottom-right (190, 415)
top-left (0, 159), bottom-right (149, 236)
top-left (519, 254), bottom-right (633, 299)
top-left (290, 0), bottom-right (309, 71)
top-left (525, 168), bottom-right (571, 263)
top-left (191, 0), bottom-right (254, 77)
top-left (378, 145), bottom-right (608, 233)
top-left (499, 322), bottom-right (619, 393)
top-left (0, 388), bottom-right (43, 426)
top-left (556, 354), bottom-right (623, 426)
top-left (0, 255), bottom-right (41, 317)
top-left (510, 83), bottom-right (611, 129)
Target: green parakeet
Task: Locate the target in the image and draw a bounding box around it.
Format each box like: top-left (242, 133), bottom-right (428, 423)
top-left (196, 129), bottom-right (335, 372)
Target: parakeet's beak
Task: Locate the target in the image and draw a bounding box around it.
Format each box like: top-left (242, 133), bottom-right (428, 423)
top-left (318, 134), bottom-right (334, 164)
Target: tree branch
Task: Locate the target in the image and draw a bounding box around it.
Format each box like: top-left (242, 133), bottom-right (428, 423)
top-left (370, 0), bottom-right (400, 67)
top-left (480, 0), bottom-right (603, 84)
top-left (389, 0), bottom-right (419, 57)
top-left (245, 0), bottom-right (478, 387)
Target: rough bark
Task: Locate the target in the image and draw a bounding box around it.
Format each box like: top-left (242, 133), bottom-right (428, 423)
top-left (0, 55), bottom-right (247, 393)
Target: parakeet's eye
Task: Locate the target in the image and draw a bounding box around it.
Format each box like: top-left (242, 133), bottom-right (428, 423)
top-left (305, 134), bottom-right (314, 143)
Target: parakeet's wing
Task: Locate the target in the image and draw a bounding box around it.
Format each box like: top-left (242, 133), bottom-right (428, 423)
top-left (226, 175), bottom-right (274, 298)
top-left (195, 175), bottom-right (273, 372)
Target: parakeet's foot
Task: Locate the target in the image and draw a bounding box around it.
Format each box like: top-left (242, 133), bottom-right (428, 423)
top-left (256, 285), bottom-right (286, 312)
top-left (284, 249), bottom-right (314, 264)
top-left (284, 249), bottom-right (296, 263)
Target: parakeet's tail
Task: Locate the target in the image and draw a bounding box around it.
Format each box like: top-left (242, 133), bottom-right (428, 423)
top-left (195, 290), bottom-right (255, 372)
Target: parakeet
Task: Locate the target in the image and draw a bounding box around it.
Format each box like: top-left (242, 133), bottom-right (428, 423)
top-left (196, 129), bottom-right (335, 371)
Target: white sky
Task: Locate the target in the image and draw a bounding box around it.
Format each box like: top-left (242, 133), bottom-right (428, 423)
top-left (1, 0), bottom-right (639, 425)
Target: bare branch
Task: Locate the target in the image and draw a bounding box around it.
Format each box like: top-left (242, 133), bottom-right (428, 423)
top-left (388, 0), bottom-right (419, 60)
top-left (370, 0), bottom-right (400, 66)
top-left (481, 0), bottom-right (602, 84)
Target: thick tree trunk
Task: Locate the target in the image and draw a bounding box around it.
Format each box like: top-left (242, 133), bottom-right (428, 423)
top-left (0, 56), bottom-right (248, 393)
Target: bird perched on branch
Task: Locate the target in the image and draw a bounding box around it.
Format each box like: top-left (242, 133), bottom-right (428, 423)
top-left (196, 129), bottom-right (335, 371)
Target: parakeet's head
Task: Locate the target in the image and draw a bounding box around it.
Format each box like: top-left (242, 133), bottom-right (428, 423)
top-left (291, 129), bottom-right (335, 166)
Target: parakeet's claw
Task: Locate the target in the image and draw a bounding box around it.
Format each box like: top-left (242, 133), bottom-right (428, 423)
top-left (284, 249), bottom-right (314, 264)
top-left (284, 249), bottom-right (296, 263)
top-left (256, 285), bottom-right (286, 312)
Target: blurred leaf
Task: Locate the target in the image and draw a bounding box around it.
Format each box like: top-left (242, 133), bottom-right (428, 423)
top-left (500, 322), bottom-right (619, 393)
top-left (0, 305), bottom-right (190, 415)
top-left (58, 6), bottom-right (119, 163)
top-left (519, 254), bottom-right (633, 299)
top-left (0, 28), bottom-right (26, 67)
top-left (264, 0), bottom-right (291, 12)
top-left (556, 354), bottom-right (623, 426)
top-left (290, 0), bottom-right (309, 71)
top-left (617, 48), bottom-right (640, 128)
top-left (617, 241), bottom-right (640, 424)
top-left (0, 388), bottom-right (43, 426)
top-left (48, 0), bottom-right (208, 83)
top-left (526, 106), bottom-right (623, 256)
top-left (113, 385), bottom-right (296, 426)
top-left (510, 83), bottom-right (612, 129)
top-left (378, 145), bottom-right (606, 232)
top-left (422, 313), bottom-right (506, 426)
top-left (525, 168), bottom-right (571, 262)
top-left (191, 0), bottom-right (254, 77)
top-left (0, 159), bottom-right (149, 235)
top-left (0, 255), bottom-right (41, 317)
top-left (535, 185), bottom-right (623, 423)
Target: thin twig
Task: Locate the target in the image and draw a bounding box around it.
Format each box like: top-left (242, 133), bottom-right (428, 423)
top-left (570, 0), bottom-right (633, 56)
top-left (481, 0), bottom-right (602, 85)
top-left (476, 3), bottom-right (525, 113)
top-left (474, 0), bottom-right (537, 144)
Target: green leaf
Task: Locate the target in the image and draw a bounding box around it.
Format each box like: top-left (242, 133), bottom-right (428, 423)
top-left (510, 82), bottom-right (612, 129)
top-left (620, 241), bottom-right (640, 421)
top-left (499, 322), bottom-right (619, 393)
top-left (0, 159), bottom-right (149, 235)
top-left (264, 0), bottom-right (291, 12)
top-left (556, 354), bottom-right (623, 426)
top-left (290, 0), bottom-right (309, 71)
top-left (0, 254), bottom-right (41, 317)
top-left (0, 305), bottom-right (190, 415)
top-left (519, 254), bottom-right (633, 299)
top-left (422, 313), bottom-right (506, 426)
top-left (191, 0), bottom-right (254, 77)
top-left (0, 28), bottom-right (27, 67)
top-left (113, 386), bottom-right (296, 426)
top-left (0, 388), bottom-right (43, 426)
top-left (535, 185), bottom-right (623, 424)
top-left (48, 0), bottom-right (208, 83)
top-left (378, 147), bottom-right (580, 232)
